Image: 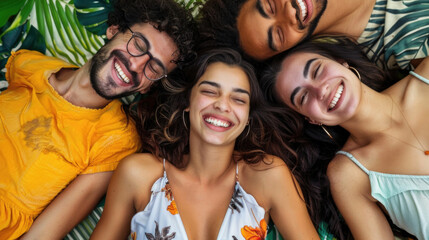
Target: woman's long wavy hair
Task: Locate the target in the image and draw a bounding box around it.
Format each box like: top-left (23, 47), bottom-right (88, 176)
top-left (131, 48), bottom-right (298, 171)
top-left (260, 36), bottom-right (395, 239)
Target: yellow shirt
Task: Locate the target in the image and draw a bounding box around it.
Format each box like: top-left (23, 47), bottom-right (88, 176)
top-left (0, 50), bottom-right (141, 239)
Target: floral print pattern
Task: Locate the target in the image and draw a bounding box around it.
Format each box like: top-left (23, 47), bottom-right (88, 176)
top-left (241, 219), bottom-right (267, 240)
top-left (130, 166), bottom-right (267, 240)
top-left (167, 200), bottom-right (178, 215)
top-left (162, 181), bottom-right (178, 215)
top-left (145, 221), bottom-right (176, 240)
top-left (229, 184), bottom-right (244, 213)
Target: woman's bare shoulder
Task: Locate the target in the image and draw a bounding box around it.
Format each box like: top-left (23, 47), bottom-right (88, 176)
top-left (327, 151), bottom-right (369, 193)
top-left (240, 154), bottom-right (295, 189)
top-left (114, 153), bottom-right (164, 186)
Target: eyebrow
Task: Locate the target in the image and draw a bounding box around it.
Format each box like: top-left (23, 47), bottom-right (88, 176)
top-left (290, 86), bottom-right (301, 106)
top-left (304, 58), bottom-right (317, 78)
top-left (199, 80), bottom-right (250, 96)
top-left (290, 58), bottom-right (317, 106)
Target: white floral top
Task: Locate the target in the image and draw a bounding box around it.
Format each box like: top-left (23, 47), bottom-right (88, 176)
top-left (130, 160), bottom-right (267, 240)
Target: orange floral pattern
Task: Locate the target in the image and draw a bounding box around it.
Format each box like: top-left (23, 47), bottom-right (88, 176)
top-left (162, 182), bottom-right (173, 201)
top-left (240, 219), bottom-right (267, 240)
top-left (130, 231), bottom-right (137, 240)
top-left (167, 199), bottom-right (178, 215)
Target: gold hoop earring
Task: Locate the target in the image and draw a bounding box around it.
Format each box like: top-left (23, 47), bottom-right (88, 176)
top-left (320, 124), bottom-right (333, 140)
top-left (349, 66), bottom-right (361, 80)
top-left (244, 120), bottom-right (251, 138)
top-left (182, 110), bottom-right (188, 130)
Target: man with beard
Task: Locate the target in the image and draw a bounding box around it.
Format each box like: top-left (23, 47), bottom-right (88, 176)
top-left (199, 0), bottom-right (429, 70)
top-left (0, 0), bottom-right (196, 239)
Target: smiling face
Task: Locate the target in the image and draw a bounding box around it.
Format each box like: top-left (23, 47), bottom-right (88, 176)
top-left (188, 62), bottom-right (251, 146)
top-left (90, 23), bottom-right (178, 100)
top-left (237, 0), bottom-right (327, 60)
top-left (275, 52), bottom-right (362, 126)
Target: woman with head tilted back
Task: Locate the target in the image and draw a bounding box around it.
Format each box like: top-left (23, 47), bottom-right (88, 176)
top-left (91, 48), bottom-right (319, 240)
top-left (261, 38), bottom-right (429, 239)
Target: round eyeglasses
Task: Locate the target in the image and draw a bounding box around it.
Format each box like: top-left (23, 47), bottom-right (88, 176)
top-left (126, 27), bottom-right (168, 81)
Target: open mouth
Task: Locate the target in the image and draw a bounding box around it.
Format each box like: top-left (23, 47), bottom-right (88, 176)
top-left (114, 62), bottom-right (130, 84)
top-left (329, 83), bottom-right (344, 110)
top-left (297, 0), bottom-right (308, 21)
top-left (204, 116), bottom-right (231, 128)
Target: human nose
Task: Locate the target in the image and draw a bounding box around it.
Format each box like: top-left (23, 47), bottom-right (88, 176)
top-left (309, 81), bottom-right (329, 101)
top-left (128, 53), bottom-right (150, 72)
top-left (213, 97), bottom-right (231, 112)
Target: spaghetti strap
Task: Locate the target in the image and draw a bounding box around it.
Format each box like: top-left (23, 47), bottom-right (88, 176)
top-left (336, 151), bottom-right (370, 175)
top-left (410, 71), bottom-right (429, 85)
top-left (162, 159), bottom-right (167, 177)
top-left (235, 163), bottom-right (239, 182)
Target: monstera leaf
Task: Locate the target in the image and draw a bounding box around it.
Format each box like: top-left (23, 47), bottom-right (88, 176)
top-left (0, 0), bottom-right (106, 71)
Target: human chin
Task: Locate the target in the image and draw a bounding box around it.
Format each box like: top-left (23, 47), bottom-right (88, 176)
top-left (90, 48), bottom-right (139, 99)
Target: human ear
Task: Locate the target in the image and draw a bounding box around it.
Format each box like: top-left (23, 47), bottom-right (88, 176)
top-left (106, 25), bottom-right (120, 40)
top-left (305, 117), bottom-right (320, 125)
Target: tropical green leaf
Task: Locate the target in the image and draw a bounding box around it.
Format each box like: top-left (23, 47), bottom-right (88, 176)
top-left (180, 0), bottom-right (206, 17)
top-left (74, 0), bottom-right (112, 36)
top-left (0, 0), bottom-right (27, 28)
top-left (0, 0), bottom-right (35, 40)
top-left (0, 22), bottom-right (45, 54)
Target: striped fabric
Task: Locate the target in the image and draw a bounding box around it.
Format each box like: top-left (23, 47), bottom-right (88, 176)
top-left (357, 0), bottom-right (429, 70)
top-left (64, 206), bottom-right (103, 240)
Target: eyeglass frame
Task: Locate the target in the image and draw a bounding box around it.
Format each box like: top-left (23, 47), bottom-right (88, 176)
top-left (126, 26), bottom-right (168, 81)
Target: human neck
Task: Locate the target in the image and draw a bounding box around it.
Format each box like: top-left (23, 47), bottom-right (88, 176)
top-left (314, 0), bottom-right (376, 39)
top-left (185, 138), bottom-right (236, 184)
top-left (341, 89), bottom-right (394, 146)
top-left (49, 62), bottom-right (111, 109)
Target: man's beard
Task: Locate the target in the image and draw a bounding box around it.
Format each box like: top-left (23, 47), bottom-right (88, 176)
top-left (301, 0), bottom-right (328, 42)
top-left (89, 46), bottom-right (139, 100)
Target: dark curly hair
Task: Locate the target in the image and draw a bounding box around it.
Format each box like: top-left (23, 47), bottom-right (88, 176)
top-left (107, 0), bottom-right (197, 67)
top-left (197, 0), bottom-right (246, 55)
top-left (260, 36), bottom-right (401, 239)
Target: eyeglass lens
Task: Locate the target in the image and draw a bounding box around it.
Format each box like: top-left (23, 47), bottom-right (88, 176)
top-left (127, 35), bottom-right (167, 81)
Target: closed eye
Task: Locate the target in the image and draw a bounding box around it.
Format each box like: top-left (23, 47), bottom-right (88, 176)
top-left (267, 0), bottom-right (275, 14)
top-left (300, 91), bottom-right (308, 106)
top-left (277, 27), bottom-right (284, 46)
top-left (148, 62), bottom-right (161, 74)
top-left (201, 90), bottom-right (216, 95)
top-left (233, 98), bottom-right (247, 104)
top-left (313, 63), bottom-right (321, 79)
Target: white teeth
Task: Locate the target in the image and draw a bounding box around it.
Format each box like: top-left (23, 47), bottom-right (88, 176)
top-left (329, 84), bottom-right (343, 110)
top-left (204, 117), bottom-right (230, 128)
top-left (114, 62), bottom-right (130, 83)
top-left (297, 0), bottom-right (307, 20)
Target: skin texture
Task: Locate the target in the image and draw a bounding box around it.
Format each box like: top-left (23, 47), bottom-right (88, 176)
top-left (90, 62), bottom-right (319, 240)
top-left (237, 0), bottom-right (376, 60)
top-left (89, 23), bottom-right (178, 100)
top-left (276, 52), bottom-right (429, 239)
top-left (18, 23), bottom-right (178, 240)
top-left (237, 0), bottom-right (327, 60)
top-left (275, 52), bottom-right (361, 126)
top-left (49, 23), bottom-right (178, 109)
